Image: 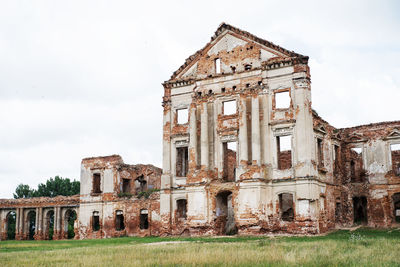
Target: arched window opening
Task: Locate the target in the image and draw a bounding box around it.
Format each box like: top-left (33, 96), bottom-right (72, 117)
top-left (115, 210), bottom-right (125, 231)
top-left (140, 209), bottom-right (149, 230)
top-left (176, 199), bottom-right (187, 219)
top-left (279, 193), bottom-right (294, 221)
top-left (6, 211), bottom-right (16, 240)
top-left (215, 191), bottom-right (236, 235)
top-left (65, 209), bottom-right (77, 239)
top-left (92, 211), bottom-right (100, 232)
top-left (27, 210), bottom-right (36, 240)
top-left (45, 210), bottom-right (55, 240)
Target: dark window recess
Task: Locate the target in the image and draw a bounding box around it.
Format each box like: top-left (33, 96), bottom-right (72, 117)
top-left (223, 142), bottom-right (237, 182)
top-left (317, 139), bottom-right (324, 168)
top-left (135, 175), bottom-right (147, 194)
top-left (176, 147), bottom-right (188, 177)
top-left (335, 202), bottom-right (341, 222)
top-left (392, 193), bottom-right (400, 223)
top-left (277, 136), bottom-right (292, 170)
top-left (140, 210), bottom-right (149, 229)
top-left (115, 211), bottom-right (125, 231)
top-left (244, 64), bottom-right (252, 70)
top-left (279, 193), bottom-right (294, 221)
top-left (122, 178), bottom-right (130, 193)
top-left (92, 213), bottom-right (100, 231)
top-left (177, 199), bottom-right (187, 219)
top-left (353, 196), bottom-right (368, 224)
top-left (334, 145), bottom-right (340, 175)
top-left (93, 173), bottom-right (101, 193)
top-left (350, 148), bottom-right (364, 182)
top-left (391, 144), bottom-right (400, 176)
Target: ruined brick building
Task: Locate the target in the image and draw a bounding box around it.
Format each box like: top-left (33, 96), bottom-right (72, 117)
top-left (1, 23), bottom-right (400, 240)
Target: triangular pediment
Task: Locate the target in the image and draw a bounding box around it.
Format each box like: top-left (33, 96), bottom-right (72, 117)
top-left (347, 133), bottom-right (367, 143)
top-left (386, 128), bottom-right (400, 139)
top-left (314, 124), bottom-right (327, 134)
top-left (169, 23), bottom-right (304, 81)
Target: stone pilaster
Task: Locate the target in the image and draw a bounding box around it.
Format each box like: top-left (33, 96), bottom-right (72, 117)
top-left (200, 102), bottom-right (209, 169)
top-left (189, 103), bottom-right (198, 172)
top-left (251, 95), bottom-right (261, 165)
top-left (237, 96), bottom-right (248, 179)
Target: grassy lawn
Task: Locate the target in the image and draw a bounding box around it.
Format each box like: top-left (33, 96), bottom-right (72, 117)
top-left (1, 228), bottom-right (400, 266)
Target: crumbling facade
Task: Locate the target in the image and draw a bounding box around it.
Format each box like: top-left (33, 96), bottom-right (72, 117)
top-left (0, 23), bottom-right (399, 240)
top-left (0, 155), bottom-right (162, 240)
top-left (159, 23), bottom-right (400, 235)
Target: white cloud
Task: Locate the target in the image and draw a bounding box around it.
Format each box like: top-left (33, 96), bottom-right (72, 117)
top-left (0, 0), bottom-right (399, 197)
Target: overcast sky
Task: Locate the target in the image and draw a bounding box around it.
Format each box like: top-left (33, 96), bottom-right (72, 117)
top-left (0, 0), bottom-right (399, 198)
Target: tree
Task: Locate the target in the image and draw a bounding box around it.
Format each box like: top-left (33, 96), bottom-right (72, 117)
top-left (13, 184), bottom-right (35, 199)
top-left (13, 176), bottom-right (80, 199)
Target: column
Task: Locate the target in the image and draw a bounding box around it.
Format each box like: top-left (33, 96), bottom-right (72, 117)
top-left (251, 96), bottom-right (261, 165)
top-left (161, 104), bottom-right (172, 188)
top-left (189, 103), bottom-right (197, 171)
top-left (200, 102), bottom-right (209, 169)
top-left (38, 207), bottom-right (43, 239)
top-left (54, 207), bottom-right (60, 239)
top-left (18, 208), bottom-right (23, 239)
top-left (238, 97), bottom-right (248, 165)
top-left (34, 207), bottom-right (39, 238)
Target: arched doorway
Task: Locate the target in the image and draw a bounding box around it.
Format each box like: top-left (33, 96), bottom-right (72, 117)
top-left (6, 211), bottom-right (16, 240)
top-left (26, 210), bottom-right (36, 240)
top-left (215, 191), bottom-right (236, 235)
top-left (64, 209), bottom-right (77, 239)
top-left (353, 196), bottom-right (368, 224)
top-left (45, 210), bottom-right (55, 240)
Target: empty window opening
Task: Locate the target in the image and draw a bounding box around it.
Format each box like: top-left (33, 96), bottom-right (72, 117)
top-left (246, 83), bottom-right (250, 88)
top-left (135, 175), bottom-right (147, 194)
top-left (177, 108), bottom-right (188, 124)
top-left (275, 91), bottom-right (290, 109)
top-left (391, 144), bottom-right (400, 176)
top-left (334, 145), bottom-right (340, 175)
top-left (244, 64), bottom-right (252, 70)
top-left (46, 210), bottom-right (54, 240)
top-left (176, 199), bottom-right (187, 219)
top-left (197, 92), bottom-right (202, 97)
top-left (223, 100), bottom-right (236, 115)
top-left (6, 211), bottom-right (16, 240)
top-left (232, 86), bottom-right (236, 90)
top-left (92, 173), bottom-right (101, 194)
top-left (176, 147), bottom-right (188, 177)
top-left (230, 66), bottom-right (236, 73)
top-left (335, 202), bottom-right (341, 223)
top-left (92, 211), bottom-right (100, 231)
top-left (223, 141), bottom-right (237, 182)
top-left (65, 209), bottom-right (77, 239)
top-left (258, 81), bottom-right (263, 86)
top-left (221, 87), bottom-right (226, 93)
top-left (215, 191), bottom-right (236, 235)
top-left (353, 196), bottom-right (367, 224)
top-left (279, 193), bottom-right (294, 221)
top-left (277, 135), bottom-right (292, 170)
top-left (122, 178), bottom-right (131, 193)
top-left (208, 90), bottom-right (213, 95)
top-left (140, 209), bottom-right (149, 229)
top-left (350, 147), bottom-right (364, 182)
top-left (115, 210), bottom-right (125, 231)
top-left (392, 193), bottom-right (400, 223)
top-left (215, 58), bottom-right (221, 74)
top-left (26, 210), bottom-right (36, 240)
top-left (317, 139), bottom-right (324, 168)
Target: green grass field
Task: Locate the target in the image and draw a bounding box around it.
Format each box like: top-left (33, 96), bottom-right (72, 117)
top-left (1, 228), bottom-right (400, 266)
